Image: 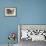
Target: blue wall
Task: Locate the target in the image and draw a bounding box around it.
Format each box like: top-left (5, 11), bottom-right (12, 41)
top-left (0, 0), bottom-right (46, 44)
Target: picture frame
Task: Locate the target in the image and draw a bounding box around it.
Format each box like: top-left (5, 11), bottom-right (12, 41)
top-left (18, 24), bottom-right (46, 42)
top-left (5, 8), bottom-right (16, 16)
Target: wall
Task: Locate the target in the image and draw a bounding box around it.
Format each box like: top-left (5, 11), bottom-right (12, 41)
top-left (0, 0), bottom-right (21, 44)
top-left (20, 0), bottom-right (46, 24)
top-left (0, 0), bottom-right (46, 44)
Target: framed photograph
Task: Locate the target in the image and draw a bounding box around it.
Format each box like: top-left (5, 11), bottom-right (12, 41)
top-left (5, 8), bottom-right (16, 16)
top-left (18, 24), bottom-right (46, 42)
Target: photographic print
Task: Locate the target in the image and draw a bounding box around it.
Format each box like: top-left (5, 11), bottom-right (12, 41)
top-left (18, 25), bottom-right (46, 41)
top-left (18, 24), bottom-right (46, 46)
top-left (5, 8), bottom-right (16, 16)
